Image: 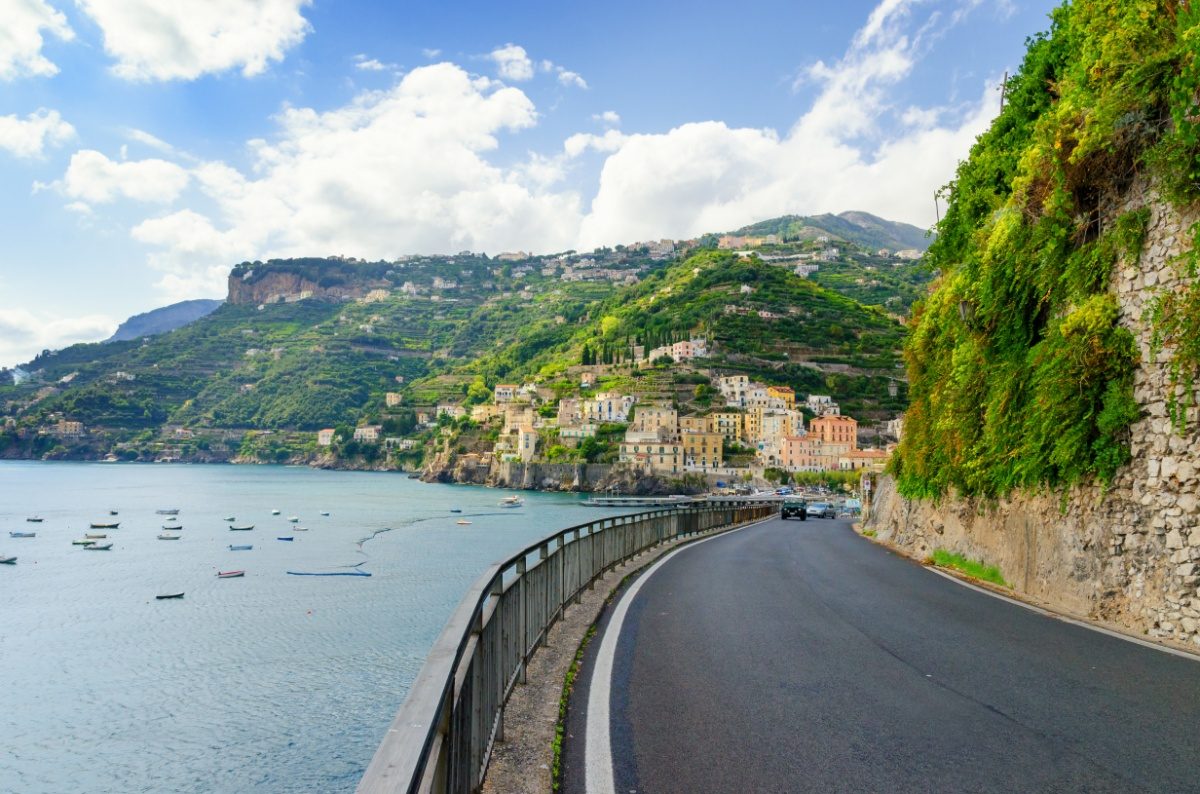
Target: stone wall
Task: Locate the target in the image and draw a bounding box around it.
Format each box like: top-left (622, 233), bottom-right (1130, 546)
top-left (869, 179), bottom-right (1200, 649)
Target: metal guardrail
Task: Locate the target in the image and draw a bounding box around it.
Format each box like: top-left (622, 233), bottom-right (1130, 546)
top-left (357, 500), bottom-right (776, 794)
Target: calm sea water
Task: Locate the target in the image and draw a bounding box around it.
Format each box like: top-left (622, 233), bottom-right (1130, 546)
top-left (0, 461), bottom-right (632, 793)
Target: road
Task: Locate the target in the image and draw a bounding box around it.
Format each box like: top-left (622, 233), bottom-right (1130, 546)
top-left (561, 517), bottom-right (1200, 793)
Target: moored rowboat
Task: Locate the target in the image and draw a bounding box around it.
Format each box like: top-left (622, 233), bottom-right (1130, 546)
top-left (90, 521), bottom-right (119, 529)
top-left (9, 531), bottom-right (36, 538)
top-left (229, 544), bottom-right (253, 551)
top-left (0, 556), bottom-right (16, 564)
top-left (229, 524), bottom-right (254, 531)
top-left (84, 542), bottom-right (113, 550)
top-left (217, 570), bottom-right (245, 578)
top-left (155, 592), bottom-right (184, 599)
top-left (157, 533), bottom-right (181, 540)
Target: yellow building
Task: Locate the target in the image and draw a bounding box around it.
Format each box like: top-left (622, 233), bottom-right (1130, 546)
top-left (766, 385), bottom-right (796, 409)
top-left (681, 432), bottom-right (724, 469)
top-left (705, 412), bottom-right (744, 444)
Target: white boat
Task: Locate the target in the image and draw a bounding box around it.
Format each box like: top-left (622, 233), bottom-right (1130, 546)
top-left (319, 511), bottom-right (330, 516)
top-left (84, 542), bottom-right (113, 551)
top-left (498, 496), bottom-right (524, 508)
top-left (456, 519), bottom-right (472, 525)
top-left (288, 516), bottom-right (299, 523)
top-left (157, 533), bottom-right (181, 540)
top-left (162, 524), bottom-right (183, 530)
top-left (292, 527), bottom-right (308, 532)
top-left (271, 509), bottom-right (281, 515)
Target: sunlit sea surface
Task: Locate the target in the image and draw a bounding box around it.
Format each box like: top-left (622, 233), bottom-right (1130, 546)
top-left (0, 461), bottom-right (632, 793)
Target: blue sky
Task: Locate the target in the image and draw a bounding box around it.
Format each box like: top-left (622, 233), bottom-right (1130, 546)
top-left (0, 0), bottom-right (1057, 366)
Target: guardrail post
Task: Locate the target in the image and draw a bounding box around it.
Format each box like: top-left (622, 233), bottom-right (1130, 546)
top-left (539, 543), bottom-right (550, 648)
top-left (517, 557), bottom-right (527, 685)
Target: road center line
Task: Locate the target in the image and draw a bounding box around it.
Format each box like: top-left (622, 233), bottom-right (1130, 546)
top-left (584, 517), bottom-right (775, 794)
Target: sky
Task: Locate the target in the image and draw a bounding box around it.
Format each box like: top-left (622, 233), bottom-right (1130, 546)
top-left (0, 0), bottom-right (1058, 367)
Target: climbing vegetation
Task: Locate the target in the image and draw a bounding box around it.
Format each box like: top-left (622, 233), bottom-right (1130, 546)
top-left (894, 0), bottom-right (1200, 499)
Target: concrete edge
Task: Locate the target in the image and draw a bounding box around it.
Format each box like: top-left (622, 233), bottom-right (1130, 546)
top-left (850, 521), bottom-right (1200, 662)
top-left (481, 515), bottom-right (776, 794)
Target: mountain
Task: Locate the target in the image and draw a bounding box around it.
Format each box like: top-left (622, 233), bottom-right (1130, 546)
top-left (735, 211), bottom-right (933, 252)
top-left (0, 246), bottom-right (909, 461)
top-left (107, 299), bottom-right (224, 342)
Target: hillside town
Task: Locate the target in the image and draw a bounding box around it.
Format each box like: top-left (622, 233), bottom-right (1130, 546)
top-left (316, 338), bottom-right (896, 484)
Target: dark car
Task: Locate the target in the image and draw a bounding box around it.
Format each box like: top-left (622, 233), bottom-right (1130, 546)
top-left (781, 499), bottom-right (808, 520)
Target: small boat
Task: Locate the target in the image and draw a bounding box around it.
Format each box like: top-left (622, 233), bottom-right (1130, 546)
top-left (26, 516), bottom-right (44, 523)
top-left (229, 544), bottom-right (253, 551)
top-left (164, 516), bottom-right (180, 522)
top-left (157, 533), bottom-right (181, 540)
top-left (155, 592), bottom-right (184, 600)
top-left (450, 508), bottom-right (462, 513)
top-left (84, 542), bottom-right (113, 550)
top-left (90, 521), bottom-right (119, 529)
top-left (229, 524), bottom-right (254, 531)
top-left (277, 536), bottom-right (294, 541)
top-left (217, 570), bottom-right (245, 578)
top-left (109, 509), bottom-right (119, 516)
top-left (0, 556), bottom-right (16, 564)
top-left (9, 531), bottom-right (36, 538)
top-left (407, 474), bottom-right (420, 479)
top-left (155, 509), bottom-right (180, 516)
top-left (85, 533), bottom-right (107, 539)
top-left (498, 496), bottom-right (524, 508)
top-left (161, 524), bottom-right (183, 530)
top-left (223, 516), bottom-right (235, 522)
top-left (288, 516), bottom-right (299, 523)
top-left (456, 520), bottom-right (472, 525)
top-left (292, 526), bottom-right (308, 532)
top-left (319, 511), bottom-right (330, 516)
top-left (271, 509), bottom-right (281, 515)
top-left (286, 570), bottom-right (371, 577)
top-left (72, 538), bottom-right (96, 546)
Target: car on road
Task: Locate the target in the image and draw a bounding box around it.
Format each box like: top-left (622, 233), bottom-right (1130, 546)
top-left (781, 499), bottom-right (808, 520)
top-left (806, 502), bottom-right (837, 519)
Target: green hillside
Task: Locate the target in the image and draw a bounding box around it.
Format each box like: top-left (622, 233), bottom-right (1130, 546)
top-left (736, 211), bottom-right (932, 251)
top-left (893, 0), bottom-right (1200, 499)
top-left (1, 230), bottom-right (917, 461)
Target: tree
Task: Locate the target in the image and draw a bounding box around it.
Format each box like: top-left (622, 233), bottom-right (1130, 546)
top-left (465, 375), bottom-right (490, 406)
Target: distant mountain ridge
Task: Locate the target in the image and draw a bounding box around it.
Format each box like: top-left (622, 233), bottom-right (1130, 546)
top-left (107, 299), bottom-right (224, 342)
top-left (735, 211), bottom-right (933, 252)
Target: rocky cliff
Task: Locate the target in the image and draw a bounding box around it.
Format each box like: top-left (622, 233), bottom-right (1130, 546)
top-left (869, 178), bottom-right (1200, 648)
top-left (226, 265), bottom-right (389, 305)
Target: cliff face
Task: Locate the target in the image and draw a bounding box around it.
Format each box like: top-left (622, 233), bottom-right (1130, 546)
top-left (226, 270), bottom-right (389, 305)
top-left (870, 178), bottom-right (1200, 648)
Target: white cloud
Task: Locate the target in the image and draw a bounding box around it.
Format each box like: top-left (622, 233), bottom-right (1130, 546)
top-left (0, 109), bottom-right (74, 158)
top-left (490, 43), bottom-right (533, 81)
top-left (125, 128), bottom-right (177, 155)
top-left (76, 0), bottom-right (312, 81)
top-left (592, 110), bottom-right (620, 127)
top-left (576, 0), bottom-right (999, 246)
top-left (127, 63), bottom-right (582, 299)
top-left (0, 307), bottom-right (117, 367)
top-left (422, 48), bottom-right (441, 59)
top-left (0, 0), bottom-right (74, 80)
top-left (63, 150), bottom-right (190, 204)
top-left (353, 54), bottom-right (388, 72)
top-left (564, 129), bottom-right (626, 158)
top-left (557, 69), bottom-right (587, 89)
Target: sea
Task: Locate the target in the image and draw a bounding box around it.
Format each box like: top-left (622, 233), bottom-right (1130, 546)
top-left (0, 461), bottom-right (633, 793)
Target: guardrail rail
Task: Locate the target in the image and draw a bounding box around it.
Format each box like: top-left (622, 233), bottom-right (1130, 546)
top-left (357, 500), bottom-right (775, 794)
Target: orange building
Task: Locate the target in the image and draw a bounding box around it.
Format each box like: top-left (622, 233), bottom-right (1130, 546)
top-left (810, 415), bottom-right (858, 448)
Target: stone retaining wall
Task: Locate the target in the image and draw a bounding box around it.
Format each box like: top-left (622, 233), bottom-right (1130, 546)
top-left (869, 179), bottom-right (1200, 648)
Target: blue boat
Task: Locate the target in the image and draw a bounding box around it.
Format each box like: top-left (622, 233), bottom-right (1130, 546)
top-left (277, 536), bottom-right (294, 541)
top-left (9, 531), bottom-right (36, 538)
top-left (286, 570), bottom-right (371, 577)
top-left (229, 544), bottom-right (253, 551)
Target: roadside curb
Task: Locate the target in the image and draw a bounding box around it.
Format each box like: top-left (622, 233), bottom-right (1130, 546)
top-left (851, 522), bottom-right (1200, 662)
top-left (481, 515), bottom-right (776, 793)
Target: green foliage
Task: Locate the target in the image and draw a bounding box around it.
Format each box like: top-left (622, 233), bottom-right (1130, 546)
top-left (894, 0), bottom-right (1200, 499)
top-left (930, 549), bottom-right (1009, 588)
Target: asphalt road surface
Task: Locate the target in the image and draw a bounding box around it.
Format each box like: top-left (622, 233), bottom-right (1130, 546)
top-left (562, 517), bottom-right (1200, 793)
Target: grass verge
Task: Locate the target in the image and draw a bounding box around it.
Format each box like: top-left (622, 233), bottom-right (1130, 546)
top-left (862, 528), bottom-right (877, 538)
top-left (551, 624), bottom-right (597, 790)
top-left (929, 548), bottom-right (1008, 587)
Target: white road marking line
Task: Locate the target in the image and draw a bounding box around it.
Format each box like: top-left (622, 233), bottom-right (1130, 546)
top-left (584, 517), bottom-right (774, 794)
top-left (925, 566), bottom-right (1200, 663)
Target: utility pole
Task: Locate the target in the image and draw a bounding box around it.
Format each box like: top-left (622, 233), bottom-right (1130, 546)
top-left (999, 70), bottom-right (1009, 110)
